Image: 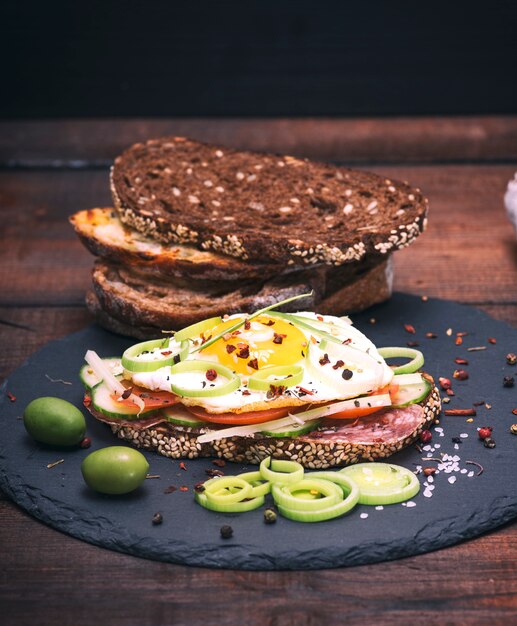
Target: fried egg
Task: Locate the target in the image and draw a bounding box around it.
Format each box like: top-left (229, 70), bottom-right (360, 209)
top-left (129, 312), bottom-right (393, 413)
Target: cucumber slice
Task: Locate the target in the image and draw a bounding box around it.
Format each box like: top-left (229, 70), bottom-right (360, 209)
top-left (80, 358), bottom-right (122, 390)
top-left (91, 381), bottom-right (155, 420)
top-left (260, 418), bottom-right (321, 438)
top-left (392, 378), bottom-right (431, 407)
top-left (161, 406), bottom-right (205, 427)
top-left (339, 463), bottom-right (420, 505)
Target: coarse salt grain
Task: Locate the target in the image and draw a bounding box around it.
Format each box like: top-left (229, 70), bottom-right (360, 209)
top-left (460, 433), bottom-right (468, 438)
top-left (405, 501), bottom-right (417, 508)
top-left (375, 506), bottom-right (384, 511)
top-left (448, 476), bottom-right (457, 484)
top-left (423, 488), bottom-right (433, 498)
top-left (360, 513), bottom-right (369, 519)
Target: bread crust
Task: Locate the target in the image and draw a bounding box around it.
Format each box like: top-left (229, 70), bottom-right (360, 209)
top-left (111, 136), bottom-right (428, 266)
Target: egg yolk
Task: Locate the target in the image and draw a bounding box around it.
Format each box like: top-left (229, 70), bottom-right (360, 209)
top-left (199, 315), bottom-right (307, 376)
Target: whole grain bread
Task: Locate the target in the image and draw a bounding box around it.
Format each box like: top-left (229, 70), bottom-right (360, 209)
top-left (70, 208), bottom-right (282, 281)
top-left (111, 136), bottom-right (428, 266)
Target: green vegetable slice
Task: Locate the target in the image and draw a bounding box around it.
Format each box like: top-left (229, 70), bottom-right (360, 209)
top-left (195, 491), bottom-right (265, 513)
top-left (248, 364), bottom-right (304, 392)
top-left (80, 357), bottom-right (121, 389)
top-left (260, 418), bottom-right (321, 438)
top-left (174, 316), bottom-right (222, 342)
top-left (259, 457), bottom-right (304, 484)
top-left (339, 463), bottom-right (420, 505)
top-left (234, 471), bottom-right (271, 498)
top-left (169, 360), bottom-right (241, 397)
top-left (271, 478), bottom-right (343, 511)
top-left (377, 347), bottom-right (424, 375)
top-left (203, 476), bottom-right (253, 504)
top-left (122, 339), bottom-right (189, 372)
top-left (276, 474), bottom-right (359, 522)
top-left (392, 379), bottom-right (432, 408)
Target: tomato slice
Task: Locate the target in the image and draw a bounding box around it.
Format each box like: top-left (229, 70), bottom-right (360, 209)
top-left (113, 384), bottom-right (179, 410)
top-left (187, 405), bottom-right (292, 425)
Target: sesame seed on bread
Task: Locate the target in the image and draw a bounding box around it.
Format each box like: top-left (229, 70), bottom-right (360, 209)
top-left (111, 136), bottom-right (428, 266)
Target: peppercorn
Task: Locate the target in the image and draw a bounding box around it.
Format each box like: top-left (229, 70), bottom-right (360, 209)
top-left (483, 438), bottom-right (496, 449)
top-left (453, 369), bottom-right (469, 381)
top-left (510, 424), bottom-right (517, 435)
top-left (264, 508), bottom-right (278, 524)
top-left (80, 437), bottom-right (92, 449)
top-left (451, 437), bottom-right (462, 444)
top-left (439, 377), bottom-right (452, 390)
top-left (506, 353), bottom-right (517, 366)
top-left (220, 525), bottom-right (233, 539)
top-left (152, 512), bottom-right (163, 525)
top-left (419, 430), bottom-right (432, 444)
top-left (503, 376), bottom-right (515, 388)
top-left (478, 426), bottom-right (493, 440)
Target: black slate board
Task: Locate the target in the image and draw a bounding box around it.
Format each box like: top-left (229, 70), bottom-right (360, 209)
top-left (1, 294), bottom-right (517, 570)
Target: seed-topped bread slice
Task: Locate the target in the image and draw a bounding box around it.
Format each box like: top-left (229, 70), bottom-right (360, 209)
top-left (111, 136), bottom-right (428, 265)
top-left (70, 207), bottom-right (282, 281)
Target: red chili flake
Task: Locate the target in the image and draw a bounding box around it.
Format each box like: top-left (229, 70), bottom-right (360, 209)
top-left (267, 384), bottom-right (286, 399)
top-left (455, 337), bottom-right (463, 346)
top-left (226, 344), bottom-right (236, 354)
top-left (83, 395), bottom-right (92, 408)
top-left (179, 462), bottom-right (187, 471)
top-left (265, 320), bottom-right (275, 326)
top-left (244, 319), bottom-right (251, 330)
top-left (205, 369), bottom-right (217, 381)
top-left (438, 377), bottom-right (452, 390)
top-left (512, 408), bottom-right (517, 416)
top-left (121, 387), bottom-right (133, 400)
top-left (248, 358), bottom-right (259, 370)
top-left (453, 369), bottom-right (469, 381)
top-left (332, 360), bottom-right (345, 370)
top-left (419, 430), bottom-right (432, 443)
top-left (456, 332), bottom-right (469, 338)
top-left (423, 467), bottom-right (436, 477)
top-left (237, 345), bottom-right (250, 359)
top-left (297, 386), bottom-right (314, 396)
top-left (473, 400), bottom-right (485, 406)
top-left (223, 333), bottom-right (232, 341)
top-left (242, 390), bottom-right (251, 396)
top-left (407, 341), bottom-right (420, 347)
top-left (446, 388), bottom-right (455, 396)
top-left (179, 486), bottom-right (189, 492)
top-left (194, 482), bottom-right (206, 493)
top-left (341, 338), bottom-right (352, 345)
top-left (425, 332), bottom-right (437, 339)
top-left (404, 324), bottom-right (416, 334)
top-left (478, 426), bottom-right (493, 440)
top-left (444, 408), bottom-right (477, 416)
top-left (212, 459), bottom-right (226, 467)
top-left (273, 333), bottom-right (287, 344)
top-left (7, 391), bottom-right (16, 402)
top-left (163, 485), bottom-right (177, 494)
top-left (319, 353), bottom-right (330, 366)
top-left (488, 337), bottom-right (497, 344)
top-left (455, 358), bottom-right (469, 365)
top-left (317, 315), bottom-right (324, 322)
top-left (161, 351), bottom-right (172, 356)
top-left (200, 333), bottom-right (212, 345)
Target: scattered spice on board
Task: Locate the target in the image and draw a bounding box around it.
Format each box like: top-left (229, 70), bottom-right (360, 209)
top-left (46, 459), bottom-right (64, 469)
top-left (152, 512), bottom-right (163, 525)
top-left (477, 426), bottom-right (493, 440)
top-left (80, 437), bottom-right (92, 449)
top-left (506, 353), bottom-right (517, 366)
top-left (503, 376), bottom-right (515, 388)
top-left (45, 374), bottom-right (72, 385)
top-left (212, 459), bottom-right (226, 467)
top-left (444, 408), bottom-right (477, 417)
top-left (455, 358), bottom-right (469, 365)
top-left (466, 461), bottom-right (484, 476)
top-left (220, 525), bottom-right (233, 539)
top-left (179, 486), bottom-right (189, 492)
top-left (512, 409), bottom-right (517, 416)
top-left (488, 337), bottom-right (497, 344)
top-left (425, 332), bottom-right (437, 339)
top-left (510, 424), bottom-right (517, 435)
top-left (404, 324), bottom-right (416, 334)
top-left (467, 346), bottom-right (486, 352)
top-left (453, 369), bottom-right (469, 381)
top-left (145, 474), bottom-right (161, 479)
top-left (483, 438), bottom-right (496, 449)
top-left (439, 377), bottom-right (452, 391)
top-left (7, 391), bottom-right (16, 402)
top-left (179, 462), bottom-right (187, 471)
top-left (163, 485), bottom-right (177, 494)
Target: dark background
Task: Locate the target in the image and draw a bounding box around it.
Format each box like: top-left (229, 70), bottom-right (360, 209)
top-left (2, 0), bottom-right (517, 118)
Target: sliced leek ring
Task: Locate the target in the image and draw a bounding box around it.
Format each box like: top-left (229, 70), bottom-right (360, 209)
top-left (259, 457), bottom-right (304, 485)
top-left (339, 463), bottom-right (420, 505)
top-left (377, 347), bottom-right (424, 375)
top-left (248, 365), bottom-right (304, 392)
top-left (203, 476), bottom-right (252, 504)
top-left (169, 360), bottom-right (241, 398)
top-left (271, 478), bottom-right (343, 511)
top-left (174, 316), bottom-right (222, 342)
top-left (122, 339), bottom-right (189, 372)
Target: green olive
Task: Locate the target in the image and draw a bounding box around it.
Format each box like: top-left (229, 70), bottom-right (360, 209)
top-left (81, 446), bottom-right (149, 495)
top-left (23, 397), bottom-right (86, 446)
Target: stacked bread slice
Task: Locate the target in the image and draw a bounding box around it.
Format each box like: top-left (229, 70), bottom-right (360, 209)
top-left (71, 137), bottom-right (428, 339)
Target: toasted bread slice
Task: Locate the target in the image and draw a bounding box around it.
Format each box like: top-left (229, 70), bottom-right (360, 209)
top-left (111, 136), bottom-right (428, 266)
top-left (70, 208), bottom-right (282, 280)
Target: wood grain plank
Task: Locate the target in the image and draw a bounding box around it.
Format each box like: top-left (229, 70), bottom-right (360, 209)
top-left (0, 499), bottom-right (515, 626)
top-left (1, 165), bottom-right (516, 307)
top-left (2, 117), bottom-right (517, 167)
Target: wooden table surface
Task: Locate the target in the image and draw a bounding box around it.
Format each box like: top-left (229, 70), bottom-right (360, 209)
top-left (1, 117), bottom-right (517, 626)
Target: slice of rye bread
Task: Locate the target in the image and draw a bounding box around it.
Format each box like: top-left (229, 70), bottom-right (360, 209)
top-left (70, 207), bottom-right (282, 281)
top-left (111, 136), bottom-right (428, 266)
top-left (86, 259), bottom-right (392, 339)
top-left (100, 385), bottom-right (441, 468)
top-left (90, 259), bottom-right (325, 332)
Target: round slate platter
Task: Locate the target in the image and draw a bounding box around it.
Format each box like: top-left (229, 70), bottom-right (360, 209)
top-left (1, 293), bottom-right (517, 570)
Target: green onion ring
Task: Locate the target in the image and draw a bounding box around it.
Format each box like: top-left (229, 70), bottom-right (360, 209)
top-left (174, 316), bottom-right (222, 342)
top-left (122, 339), bottom-right (189, 373)
top-left (169, 360), bottom-right (241, 397)
top-left (271, 479), bottom-right (343, 512)
top-left (195, 492), bottom-right (265, 513)
top-left (203, 476), bottom-right (252, 504)
top-left (248, 365), bottom-right (304, 392)
top-left (237, 471), bottom-right (271, 497)
top-left (259, 457), bottom-right (304, 484)
top-left (377, 347), bottom-right (424, 375)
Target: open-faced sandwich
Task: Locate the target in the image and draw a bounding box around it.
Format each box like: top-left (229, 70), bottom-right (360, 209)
top-left (81, 294), bottom-right (440, 469)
